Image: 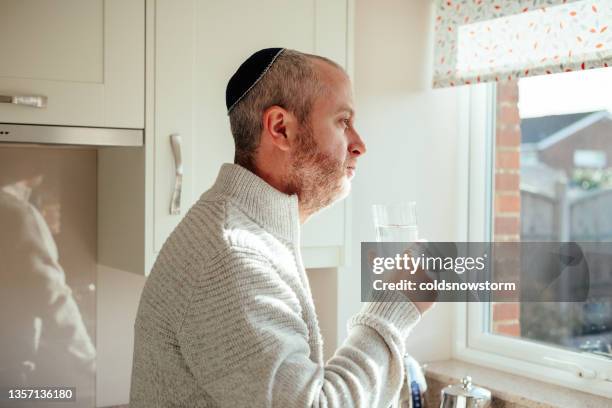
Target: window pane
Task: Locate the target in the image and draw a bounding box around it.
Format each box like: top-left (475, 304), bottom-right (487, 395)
top-left (490, 68), bottom-right (612, 359)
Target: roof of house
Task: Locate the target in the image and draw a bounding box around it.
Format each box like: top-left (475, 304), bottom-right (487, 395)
top-left (520, 111), bottom-right (597, 144)
top-left (521, 110), bottom-right (612, 150)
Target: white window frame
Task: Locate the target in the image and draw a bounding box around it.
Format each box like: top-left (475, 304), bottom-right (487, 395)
top-left (454, 83), bottom-right (612, 399)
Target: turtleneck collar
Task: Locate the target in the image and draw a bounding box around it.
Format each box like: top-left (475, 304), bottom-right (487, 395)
top-left (208, 163), bottom-right (300, 244)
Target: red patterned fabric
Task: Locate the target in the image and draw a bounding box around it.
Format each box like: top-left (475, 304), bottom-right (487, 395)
top-left (433, 0), bottom-right (612, 88)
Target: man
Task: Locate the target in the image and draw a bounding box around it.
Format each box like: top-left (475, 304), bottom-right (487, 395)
top-left (130, 48), bottom-right (431, 407)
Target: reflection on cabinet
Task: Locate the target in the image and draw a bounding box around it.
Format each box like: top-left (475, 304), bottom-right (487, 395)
top-left (0, 0), bottom-right (144, 128)
top-left (99, 0), bottom-right (352, 275)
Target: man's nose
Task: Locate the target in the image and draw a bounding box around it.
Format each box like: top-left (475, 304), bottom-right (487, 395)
top-left (348, 129), bottom-right (366, 157)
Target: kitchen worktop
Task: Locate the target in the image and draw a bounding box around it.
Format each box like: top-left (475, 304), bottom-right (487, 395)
top-left (424, 360), bottom-right (611, 408)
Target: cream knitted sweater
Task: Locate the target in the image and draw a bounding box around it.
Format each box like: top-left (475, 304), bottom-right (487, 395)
top-left (129, 163), bottom-right (421, 407)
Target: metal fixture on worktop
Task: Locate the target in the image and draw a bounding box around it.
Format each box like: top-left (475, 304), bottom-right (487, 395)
top-left (440, 376), bottom-right (491, 408)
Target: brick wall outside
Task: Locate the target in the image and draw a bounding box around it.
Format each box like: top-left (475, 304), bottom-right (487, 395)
top-left (492, 81), bottom-right (521, 337)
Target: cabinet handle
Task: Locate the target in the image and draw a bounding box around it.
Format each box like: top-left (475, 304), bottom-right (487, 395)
top-left (170, 133), bottom-right (183, 215)
top-left (0, 95), bottom-right (48, 108)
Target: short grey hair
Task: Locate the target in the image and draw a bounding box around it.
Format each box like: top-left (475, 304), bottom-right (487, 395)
top-left (228, 49), bottom-right (344, 171)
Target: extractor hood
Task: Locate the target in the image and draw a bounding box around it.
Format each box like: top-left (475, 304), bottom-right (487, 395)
top-left (0, 123), bottom-right (143, 147)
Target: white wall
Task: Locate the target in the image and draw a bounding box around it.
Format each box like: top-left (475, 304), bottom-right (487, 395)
top-left (336, 0), bottom-right (467, 362)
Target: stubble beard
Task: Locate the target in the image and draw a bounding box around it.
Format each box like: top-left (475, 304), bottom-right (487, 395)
top-left (285, 123), bottom-right (350, 218)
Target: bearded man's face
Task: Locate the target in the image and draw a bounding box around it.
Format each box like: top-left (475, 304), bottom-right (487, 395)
top-left (284, 61), bottom-right (366, 216)
top-left (285, 123), bottom-right (350, 216)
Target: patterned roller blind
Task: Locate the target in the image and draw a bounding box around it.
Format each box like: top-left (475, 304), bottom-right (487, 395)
top-left (433, 0), bottom-right (612, 87)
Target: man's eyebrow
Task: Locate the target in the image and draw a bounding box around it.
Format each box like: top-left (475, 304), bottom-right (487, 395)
top-left (336, 106), bottom-right (355, 116)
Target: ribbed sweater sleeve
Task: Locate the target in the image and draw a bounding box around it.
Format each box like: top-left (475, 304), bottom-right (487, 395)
top-left (178, 247), bottom-right (421, 408)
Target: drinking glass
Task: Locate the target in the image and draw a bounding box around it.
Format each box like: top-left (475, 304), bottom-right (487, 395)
top-left (372, 202), bottom-right (418, 242)
top-left (372, 202), bottom-right (420, 408)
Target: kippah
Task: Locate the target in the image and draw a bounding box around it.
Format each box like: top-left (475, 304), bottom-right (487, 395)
top-left (226, 47), bottom-right (286, 114)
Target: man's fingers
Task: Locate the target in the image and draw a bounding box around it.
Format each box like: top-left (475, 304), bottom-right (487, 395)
top-left (368, 250), bottom-right (376, 266)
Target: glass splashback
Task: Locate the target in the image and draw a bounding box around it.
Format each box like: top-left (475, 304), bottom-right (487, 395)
top-left (0, 145), bottom-right (97, 408)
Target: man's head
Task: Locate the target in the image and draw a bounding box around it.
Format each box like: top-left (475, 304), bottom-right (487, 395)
top-left (0, 147), bottom-right (44, 187)
top-left (227, 48), bottom-right (366, 220)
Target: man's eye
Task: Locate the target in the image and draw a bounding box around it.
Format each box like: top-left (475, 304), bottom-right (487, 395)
top-left (342, 118), bottom-right (350, 127)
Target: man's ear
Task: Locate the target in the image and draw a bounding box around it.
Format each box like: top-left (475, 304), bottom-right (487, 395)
top-left (262, 105), bottom-right (297, 152)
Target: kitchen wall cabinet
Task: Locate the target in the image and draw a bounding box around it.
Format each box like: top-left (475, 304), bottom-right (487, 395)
top-left (0, 0), bottom-right (144, 128)
top-left (99, 0), bottom-right (352, 275)
top-left (190, 0), bottom-right (352, 269)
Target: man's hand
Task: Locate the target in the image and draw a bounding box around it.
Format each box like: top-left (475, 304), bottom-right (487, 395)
top-left (369, 240), bottom-right (437, 315)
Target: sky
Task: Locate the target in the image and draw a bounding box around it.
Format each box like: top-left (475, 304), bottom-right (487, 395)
top-left (518, 67), bottom-right (612, 118)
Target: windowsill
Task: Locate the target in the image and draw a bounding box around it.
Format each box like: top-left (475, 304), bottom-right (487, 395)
top-left (423, 360), bottom-right (610, 408)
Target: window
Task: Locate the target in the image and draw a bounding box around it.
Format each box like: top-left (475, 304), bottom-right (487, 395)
top-left (457, 68), bottom-right (612, 398)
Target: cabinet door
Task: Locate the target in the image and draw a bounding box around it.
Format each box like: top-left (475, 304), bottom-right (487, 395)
top-left (152, 0), bottom-right (196, 253)
top-left (301, 0), bottom-right (350, 267)
top-left (190, 0), bottom-right (349, 267)
top-left (0, 0), bottom-right (144, 128)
